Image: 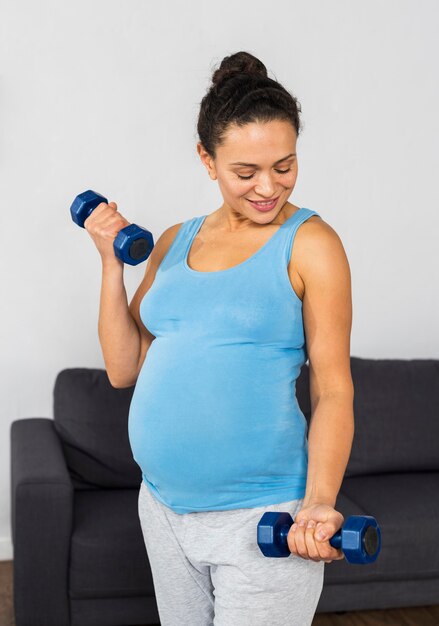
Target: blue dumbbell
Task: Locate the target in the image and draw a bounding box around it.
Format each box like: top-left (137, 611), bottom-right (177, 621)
top-left (257, 512), bottom-right (381, 564)
top-left (70, 190), bottom-right (154, 266)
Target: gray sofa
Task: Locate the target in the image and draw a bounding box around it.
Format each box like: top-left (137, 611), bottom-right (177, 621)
top-left (10, 357), bottom-right (439, 626)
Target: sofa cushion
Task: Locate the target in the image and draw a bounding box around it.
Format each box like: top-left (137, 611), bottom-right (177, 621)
top-left (345, 358), bottom-right (439, 476)
top-left (335, 472), bottom-right (439, 583)
top-left (53, 368), bottom-right (141, 488)
top-left (69, 488), bottom-right (154, 599)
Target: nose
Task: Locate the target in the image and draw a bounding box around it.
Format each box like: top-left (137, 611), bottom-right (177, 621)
top-left (254, 172), bottom-right (277, 198)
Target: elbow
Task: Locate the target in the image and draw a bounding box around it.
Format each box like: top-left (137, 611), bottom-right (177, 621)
top-left (105, 353), bottom-right (145, 389)
top-left (111, 380), bottom-right (136, 389)
top-left (106, 372), bottom-right (138, 389)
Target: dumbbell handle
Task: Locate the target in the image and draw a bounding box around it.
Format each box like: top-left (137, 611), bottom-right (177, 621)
top-left (70, 190), bottom-right (154, 266)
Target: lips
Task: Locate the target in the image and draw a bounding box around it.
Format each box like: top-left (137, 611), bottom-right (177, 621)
top-left (247, 197), bottom-right (279, 212)
top-left (247, 197), bottom-right (279, 203)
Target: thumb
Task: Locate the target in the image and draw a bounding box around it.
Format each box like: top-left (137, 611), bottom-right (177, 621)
top-left (108, 201), bottom-right (118, 210)
top-left (315, 522), bottom-right (335, 541)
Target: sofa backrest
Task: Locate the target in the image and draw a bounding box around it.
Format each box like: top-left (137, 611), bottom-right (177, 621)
top-left (53, 368), bottom-right (141, 489)
top-left (297, 357), bottom-right (439, 477)
top-left (53, 357), bottom-right (439, 489)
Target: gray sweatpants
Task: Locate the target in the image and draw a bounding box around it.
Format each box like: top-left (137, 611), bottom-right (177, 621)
top-left (138, 479), bottom-right (325, 626)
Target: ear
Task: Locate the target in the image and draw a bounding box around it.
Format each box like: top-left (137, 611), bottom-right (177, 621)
top-left (197, 142), bottom-right (217, 180)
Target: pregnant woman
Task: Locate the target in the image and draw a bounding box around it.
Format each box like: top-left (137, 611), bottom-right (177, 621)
top-left (85, 51), bottom-right (354, 626)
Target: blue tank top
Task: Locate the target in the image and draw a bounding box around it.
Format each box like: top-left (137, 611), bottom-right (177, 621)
top-left (128, 207), bottom-right (321, 514)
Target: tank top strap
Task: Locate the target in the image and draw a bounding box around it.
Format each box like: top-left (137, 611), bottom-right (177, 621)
top-left (157, 216), bottom-right (199, 272)
top-left (277, 207), bottom-right (321, 265)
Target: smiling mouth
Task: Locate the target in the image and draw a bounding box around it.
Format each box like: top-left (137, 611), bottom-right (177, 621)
top-left (247, 197), bottom-right (279, 203)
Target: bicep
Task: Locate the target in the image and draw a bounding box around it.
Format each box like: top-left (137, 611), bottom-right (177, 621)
top-left (298, 220), bottom-right (354, 408)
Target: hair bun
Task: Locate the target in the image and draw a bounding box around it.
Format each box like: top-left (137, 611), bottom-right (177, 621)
top-left (212, 51), bottom-right (268, 87)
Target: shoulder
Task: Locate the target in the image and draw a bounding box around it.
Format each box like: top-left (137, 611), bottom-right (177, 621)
top-left (288, 214), bottom-right (351, 300)
top-left (159, 221), bottom-right (185, 247)
top-left (147, 221), bottom-right (185, 268)
top-left (293, 214), bottom-right (350, 279)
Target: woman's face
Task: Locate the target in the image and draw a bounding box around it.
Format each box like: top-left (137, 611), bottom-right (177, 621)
top-left (197, 119), bottom-right (298, 223)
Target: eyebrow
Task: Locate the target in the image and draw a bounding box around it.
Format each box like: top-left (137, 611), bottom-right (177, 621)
top-left (230, 153), bottom-right (296, 166)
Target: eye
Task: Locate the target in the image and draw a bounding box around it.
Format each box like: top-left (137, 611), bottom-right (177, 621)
top-left (237, 168), bottom-right (291, 180)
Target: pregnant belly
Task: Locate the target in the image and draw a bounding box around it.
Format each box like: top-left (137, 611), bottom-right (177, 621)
top-left (127, 340), bottom-right (308, 495)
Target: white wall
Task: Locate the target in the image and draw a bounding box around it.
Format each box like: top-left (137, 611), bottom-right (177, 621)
top-left (1, 0), bottom-right (438, 559)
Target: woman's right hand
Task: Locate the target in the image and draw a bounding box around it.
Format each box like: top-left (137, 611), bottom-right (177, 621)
top-left (83, 200), bottom-right (131, 265)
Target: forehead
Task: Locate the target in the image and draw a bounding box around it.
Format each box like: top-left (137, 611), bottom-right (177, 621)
top-left (219, 120), bottom-right (296, 161)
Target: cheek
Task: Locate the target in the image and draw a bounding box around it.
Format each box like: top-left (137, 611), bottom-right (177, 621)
top-left (222, 177), bottom-right (252, 196)
top-left (283, 171), bottom-right (297, 187)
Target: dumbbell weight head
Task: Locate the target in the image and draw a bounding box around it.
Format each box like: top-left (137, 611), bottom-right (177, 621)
top-left (257, 512), bottom-right (381, 564)
top-left (70, 190), bottom-right (109, 227)
top-left (70, 189), bottom-right (154, 266)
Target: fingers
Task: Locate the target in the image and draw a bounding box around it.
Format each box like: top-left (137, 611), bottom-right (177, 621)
top-left (84, 201), bottom-right (116, 226)
top-left (287, 519), bottom-right (344, 563)
top-left (84, 201), bottom-right (127, 235)
top-left (81, 200), bottom-right (130, 261)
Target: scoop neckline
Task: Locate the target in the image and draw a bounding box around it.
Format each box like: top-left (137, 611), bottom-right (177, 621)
top-left (183, 207), bottom-right (306, 275)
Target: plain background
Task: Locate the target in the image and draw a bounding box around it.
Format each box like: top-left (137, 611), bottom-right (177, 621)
top-left (0, 0), bottom-right (438, 560)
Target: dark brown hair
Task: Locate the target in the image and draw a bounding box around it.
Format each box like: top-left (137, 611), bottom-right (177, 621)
top-left (197, 51), bottom-right (303, 159)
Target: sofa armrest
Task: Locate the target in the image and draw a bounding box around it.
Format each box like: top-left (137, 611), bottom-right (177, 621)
top-left (11, 418), bottom-right (73, 626)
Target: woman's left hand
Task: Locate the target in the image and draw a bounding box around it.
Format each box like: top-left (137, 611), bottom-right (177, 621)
top-left (287, 502), bottom-right (345, 563)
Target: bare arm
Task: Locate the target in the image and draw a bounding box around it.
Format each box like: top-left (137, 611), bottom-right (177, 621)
top-left (98, 222), bottom-right (183, 388)
top-left (294, 218), bottom-right (355, 508)
top-left (98, 258), bottom-right (143, 388)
